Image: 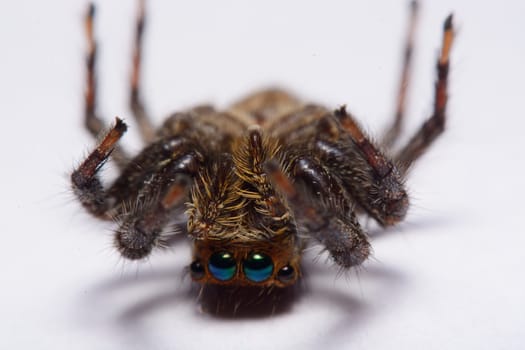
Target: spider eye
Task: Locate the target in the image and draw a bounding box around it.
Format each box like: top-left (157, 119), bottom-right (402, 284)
top-left (277, 265), bottom-right (295, 284)
top-left (208, 252), bottom-right (236, 281)
top-left (243, 252), bottom-right (274, 282)
top-left (189, 260), bottom-right (205, 280)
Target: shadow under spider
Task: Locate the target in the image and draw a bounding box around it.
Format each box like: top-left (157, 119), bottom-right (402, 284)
top-left (87, 253), bottom-right (404, 323)
top-left (76, 252), bottom-right (406, 350)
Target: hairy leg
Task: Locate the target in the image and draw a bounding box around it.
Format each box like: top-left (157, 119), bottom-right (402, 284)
top-left (129, 0), bottom-right (156, 143)
top-left (106, 133), bottom-right (202, 259)
top-left (310, 13), bottom-right (454, 224)
top-left (396, 15), bottom-right (454, 171)
top-left (71, 118), bottom-right (127, 218)
top-left (382, 0), bottom-right (420, 148)
top-left (84, 4), bottom-right (128, 167)
top-left (266, 158), bottom-right (370, 268)
top-left (315, 109), bottom-right (409, 226)
top-left (72, 117), bottom-right (202, 258)
top-left (114, 174), bottom-right (190, 260)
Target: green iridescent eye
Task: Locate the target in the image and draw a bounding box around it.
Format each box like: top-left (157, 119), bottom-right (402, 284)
top-left (243, 252), bottom-right (274, 282)
top-left (208, 252), bottom-right (236, 281)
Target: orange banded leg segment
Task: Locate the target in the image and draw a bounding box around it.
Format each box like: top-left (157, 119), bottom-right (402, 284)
top-left (71, 118), bottom-right (127, 217)
top-left (396, 14), bottom-right (454, 171)
top-left (382, 1), bottom-right (420, 148)
top-left (84, 3), bottom-right (128, 167)
top-left (84, 3), bottom-right (101, 136)
top-left (130, 0), bottom-right (156, 143)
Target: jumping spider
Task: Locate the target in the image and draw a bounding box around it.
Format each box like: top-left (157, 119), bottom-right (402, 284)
top-left (72, 1), bottom-right (454, 289)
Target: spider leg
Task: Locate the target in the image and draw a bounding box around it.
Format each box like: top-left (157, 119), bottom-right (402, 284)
top-left (72, 116), bottom-right (201, 223)
top-left (396, 15), bottom-right (454, 172)
top-left (84, 4), bottom-right (128, 168)
top-left (71, 118), bottom-right (127, 218)
top-left (108, 137), bottom-right (201, 204)
top-left (76, 135), bottom-right (202, 260)
top-left (382, 0), bottom-right (420, 148)
top-left (279, 14), bottom-right (453, 226)
top-left (129, 0), bottom-right (156, 143)
top-left (321, 108), bottom-right (409, 226)
top-left (114, 174), bottom-right (190, 260)
top-left (109, 139), bottom-right (202, 260)
top-left (266, 159), bottom-right (370, 268)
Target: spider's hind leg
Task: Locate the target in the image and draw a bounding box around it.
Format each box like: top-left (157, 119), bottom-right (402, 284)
top-left (396, 15), bottom-right (454, 172)
top-left (382, 0), bottom-right (420, 148)
top-left (129, 0), bottom-right (156, 143)
top-left (83, 4), bottom-right (129, 168)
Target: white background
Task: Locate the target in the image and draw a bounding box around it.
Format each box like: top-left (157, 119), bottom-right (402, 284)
top-left (1, 0), bottom-right (524, 349)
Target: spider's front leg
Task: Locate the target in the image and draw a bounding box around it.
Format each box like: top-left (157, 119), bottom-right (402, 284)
top-left (113, 172), bottom-right (191, 260)
top-left (266, 158), bottom-right (370, 268)
top-left (71, 118), bottom-right (127, 218)
top-left (318, 15), bottom-right (453, 226)
top-left (72, 120), bottom-right (202, 259)
top-left (109, 142), bottom-right (202, 260)
top-left (315, 112), bottom-right (409, 227)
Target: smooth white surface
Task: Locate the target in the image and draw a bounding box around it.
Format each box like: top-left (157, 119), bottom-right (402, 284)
top-left (1, 1), bottom-right (524, 349)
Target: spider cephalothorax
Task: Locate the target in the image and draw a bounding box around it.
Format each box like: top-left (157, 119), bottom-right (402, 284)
top-left (72, 1), bottom-right (454, 289)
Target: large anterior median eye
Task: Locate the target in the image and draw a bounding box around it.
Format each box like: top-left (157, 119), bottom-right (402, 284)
top-left (243, 252), bottom-right (274, 282)
top-left (208, 252), bottom-right (236, 281)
